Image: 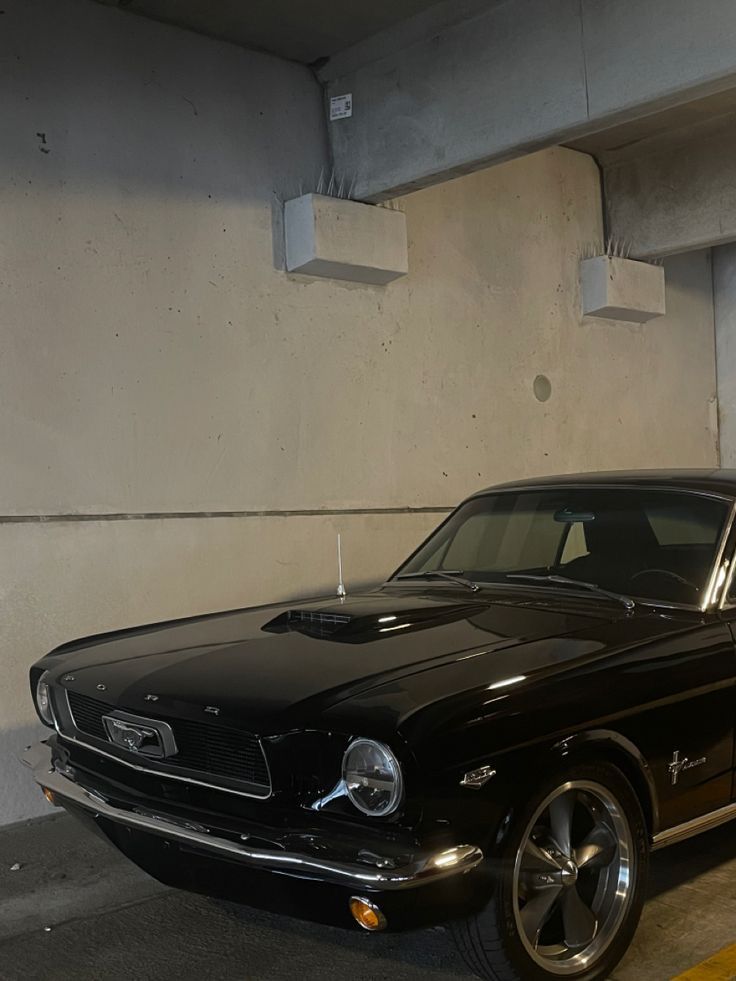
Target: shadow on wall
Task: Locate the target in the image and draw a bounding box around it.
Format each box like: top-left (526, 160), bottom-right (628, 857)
top-left (1, 0), bottom-right (328, 201)
top-left (2, 722), bottom-right (52, 826)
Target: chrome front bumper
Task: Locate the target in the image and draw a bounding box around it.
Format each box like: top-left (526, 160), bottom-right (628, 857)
top-left (22, 742), bottom-right (484, 891)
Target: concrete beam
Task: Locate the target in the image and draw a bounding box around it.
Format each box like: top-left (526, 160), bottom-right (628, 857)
top-left (323, 0), bottom-right (736, 200)
top-left (603, 111), bottom-right (736, 257)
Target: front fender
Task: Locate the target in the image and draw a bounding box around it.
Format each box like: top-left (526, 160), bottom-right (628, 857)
top-left (549, 728), bottom-right (659, 835)
top-left (426, 727), bottom-right (659, 857)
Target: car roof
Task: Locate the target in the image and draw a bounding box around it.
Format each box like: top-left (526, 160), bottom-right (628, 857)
top-left (470, 469), bottom-right (736, 499)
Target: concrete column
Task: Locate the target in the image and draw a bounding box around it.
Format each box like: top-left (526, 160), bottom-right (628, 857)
top-left (714, 245), bottom-right (736, 466)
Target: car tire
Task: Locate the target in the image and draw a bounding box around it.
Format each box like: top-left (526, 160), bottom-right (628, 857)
top-left (451, 761), bottom-right (648, 981)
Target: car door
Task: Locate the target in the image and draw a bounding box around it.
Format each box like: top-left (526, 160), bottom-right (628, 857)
top-left (627, 512), bottom-right (736, 833)
top-left (717, 531), bottom-right (736, 804)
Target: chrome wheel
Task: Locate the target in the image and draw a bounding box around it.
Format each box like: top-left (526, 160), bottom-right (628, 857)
top-left (512, 780), bottom-right (634, 976)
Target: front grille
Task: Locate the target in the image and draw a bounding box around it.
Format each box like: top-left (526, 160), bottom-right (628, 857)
top-left (65, 690), bottom-right (270, 791)
top-left (67, 690), bottom-right (108, 741)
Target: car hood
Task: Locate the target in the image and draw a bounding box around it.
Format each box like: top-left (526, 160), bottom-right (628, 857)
top-left (44, 586), bottom-right (629, 735)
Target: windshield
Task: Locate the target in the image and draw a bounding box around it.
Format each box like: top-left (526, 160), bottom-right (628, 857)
top-left (394, 488), bottom-right (730, 606)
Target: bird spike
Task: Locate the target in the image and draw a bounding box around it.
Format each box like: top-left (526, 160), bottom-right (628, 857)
top-left (316, 167), bottom-right (325, 195)
top-left (327, 169), bottom-right (336, 197)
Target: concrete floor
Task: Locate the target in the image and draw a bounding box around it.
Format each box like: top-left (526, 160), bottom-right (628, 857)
top-left (1, 811), bottom-right (735, 981)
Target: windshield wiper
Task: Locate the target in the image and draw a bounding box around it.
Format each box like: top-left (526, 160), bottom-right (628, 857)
top-left (506, 574), bottom-right (635, 611)
top-left (394, 570), bottom-right (480, 592)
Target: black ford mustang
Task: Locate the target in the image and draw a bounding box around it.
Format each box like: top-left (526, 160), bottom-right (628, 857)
top-left (24, 471), bottom-right (736, 980)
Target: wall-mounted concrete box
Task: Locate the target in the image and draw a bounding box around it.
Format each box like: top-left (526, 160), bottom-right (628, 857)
top-left (284, 193), bottom-right (408, 285)
top-left (580, 255), bottom-right (665, 323)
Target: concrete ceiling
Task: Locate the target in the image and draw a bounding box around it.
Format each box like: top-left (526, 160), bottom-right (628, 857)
top-left (96, 0), bottom-right (443, 65)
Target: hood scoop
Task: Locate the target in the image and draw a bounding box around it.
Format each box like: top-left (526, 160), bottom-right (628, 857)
top-left (264, 609), bottom-right (354, 640)
top-left (261, 599), bottom-right (490, 644)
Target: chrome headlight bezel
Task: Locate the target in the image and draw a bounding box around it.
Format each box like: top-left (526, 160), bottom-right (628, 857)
top-left (35, 671), bottom-right (54, 727)
top-left (342, 737), bottom-right (404, 818)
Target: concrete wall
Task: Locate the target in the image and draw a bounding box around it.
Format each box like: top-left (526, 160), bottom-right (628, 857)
top-left (0, 0), bottom-right (719, 825)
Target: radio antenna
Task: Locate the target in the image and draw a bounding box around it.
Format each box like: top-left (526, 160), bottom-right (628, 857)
top-left (336, 533), bottom-right (346, 598)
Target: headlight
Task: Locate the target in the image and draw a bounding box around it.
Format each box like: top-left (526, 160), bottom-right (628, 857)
top-left (342, 738), bottom-right (403, 817)
top-left (35, 672), bottom-right (54, 726)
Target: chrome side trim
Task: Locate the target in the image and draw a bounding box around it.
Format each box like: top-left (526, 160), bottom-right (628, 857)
top-left (56, 690), bottom-right (272, 801)
top-left (21, 742), bottom-right (484, 891)
top-left (651, 801), bottom-right (736, 851)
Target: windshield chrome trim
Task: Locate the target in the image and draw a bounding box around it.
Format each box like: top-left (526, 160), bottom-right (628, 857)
top-left (702, 500), bottom-right (736, 611)
top-left (717, 506), bottom-right (736, 611)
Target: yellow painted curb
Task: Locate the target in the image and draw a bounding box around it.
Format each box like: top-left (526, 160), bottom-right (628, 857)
top-left (672, 943), bottom-right (736, 980)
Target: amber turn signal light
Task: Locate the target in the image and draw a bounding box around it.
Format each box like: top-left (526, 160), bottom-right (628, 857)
top-left (41, 787), bottom-right (57, 806)
top-left (349, 896), bottom-right (387, 932)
